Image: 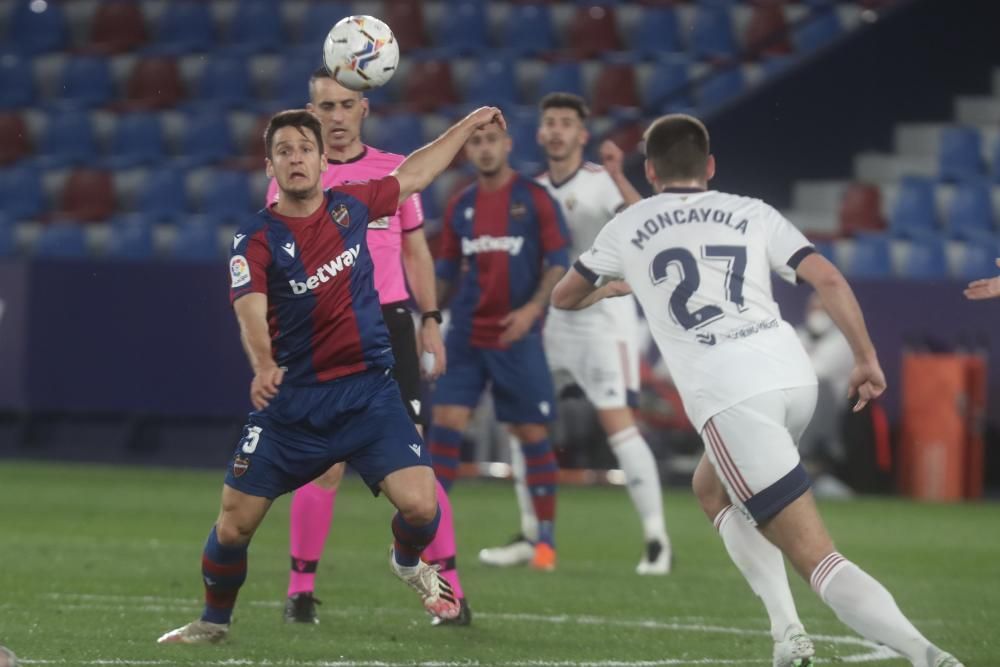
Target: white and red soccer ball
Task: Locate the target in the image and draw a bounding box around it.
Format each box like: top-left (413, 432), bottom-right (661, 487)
top-left (322, 15), bottom-right (399, 91)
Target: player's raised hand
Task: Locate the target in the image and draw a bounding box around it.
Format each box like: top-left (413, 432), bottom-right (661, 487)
top-left (847, 358), bottom-right (886, 413)
top-left (600, 140), bottom-right (625, 176)
top-left (466, 106), bottom-right (507, 132)
top-left (963, 258), bottom-right (1000, 300)
top-left (499, 302), bottom-right (542, 346)
top-left (250, 365), bottom-right (284, 411)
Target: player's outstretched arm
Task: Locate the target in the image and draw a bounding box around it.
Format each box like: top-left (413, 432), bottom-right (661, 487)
top-left (964, 258), bottom-right (1000, 300)
top-left (233, 293), bottom-right (284, 410)
top-left (391, 106), bottom-right (506, 203)
top-left (795, 252), bottom-right (885, 412)
top-left (552, 266), bottom-right (632, 311)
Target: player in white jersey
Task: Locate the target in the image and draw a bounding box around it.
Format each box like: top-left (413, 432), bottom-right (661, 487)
top-left (478, 93), bottom-right (671, 575)
top-left (551, 114), bottom-right (965, 667)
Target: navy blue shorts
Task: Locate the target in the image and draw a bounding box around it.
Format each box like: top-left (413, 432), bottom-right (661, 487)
top-left (224, 368), bottom-right (430, 499)
top-left (433, 331), bottom-right (556, 424)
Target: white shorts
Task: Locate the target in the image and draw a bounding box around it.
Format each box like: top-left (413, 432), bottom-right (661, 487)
top-left (700, 385), bottom-right (817, 525)
top-left (543, 331), bottom-right (639, 410)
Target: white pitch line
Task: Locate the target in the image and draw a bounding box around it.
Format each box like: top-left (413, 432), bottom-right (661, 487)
top-left (20, 660), bottom-right (771, 666)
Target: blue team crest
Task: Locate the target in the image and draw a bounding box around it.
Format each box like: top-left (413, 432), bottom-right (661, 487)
top-left (331, 204), bottom-right (350, 227)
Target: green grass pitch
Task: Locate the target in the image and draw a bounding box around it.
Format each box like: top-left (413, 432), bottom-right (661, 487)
top-left (0, 461), bottom-right (997, 666)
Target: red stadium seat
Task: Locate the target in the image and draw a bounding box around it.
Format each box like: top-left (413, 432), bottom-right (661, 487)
top-left (603, 122), bottom-right (644, 156)
top-left (745, 1), bottom-right (792, 55)
top-left (591, 64), bottom-right (640, 115)
top-left (384, 0), bottom-right (429, 51)
top-left (55, 169), bottom-right (117, 223)
top-left (401, 60), bottom-right (459, 113)
top-left (0, 113), bottom-right (31, 165)
top-left (839, 182), bottom-right (886, 237)
top-left (88, 0), bottom-right (148, 54)
top-left (122, 58), bottom-right (184, 111)
top-left (566, 6), bottom-right (621, 58)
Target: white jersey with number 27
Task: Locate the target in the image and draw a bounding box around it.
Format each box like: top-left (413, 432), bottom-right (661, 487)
top-left (577, 189), bottom-right (818, 430)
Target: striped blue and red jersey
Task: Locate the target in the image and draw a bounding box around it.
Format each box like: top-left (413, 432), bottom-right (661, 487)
top-left (229, 176), bottom-right (400, 385)
top-left (436, 172), bottom-right (571, 348)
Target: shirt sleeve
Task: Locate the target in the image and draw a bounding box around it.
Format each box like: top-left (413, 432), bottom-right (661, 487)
top-left (400, 192), bottom-right (425, 233)
top-left (229, 229), bottom-right (271, 303)
top-left (763, 204), bottom-right (815, 284)
top-left (576, 219), bottom-right (624, 284)
top-left (265, 177), bottom-right (279, 206)
top-left (435, 197), bottom-right (462, 282)
top-left (532, 185), bottom-right (571, 269)
top-left (333, 176), bottom-right (402, 221)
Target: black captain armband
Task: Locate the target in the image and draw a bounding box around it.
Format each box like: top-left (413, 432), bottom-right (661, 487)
top-left (787, 246), bottom-right (816, 270)
top-left (573, 259), bottom-right (601, 285)
top-left (421, 310), bottom-right (443, 325)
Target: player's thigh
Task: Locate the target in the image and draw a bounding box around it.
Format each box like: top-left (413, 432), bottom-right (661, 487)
top-left (310, 461), bottom-right (346, 490)
top-left (432, 332), bottom-right (488, 415)
top-left (699, 385), bottom-right (817, 528)
top-left (380, 464), bottom-right (438, 523)
top-left (758, 489), bottom-right (836, 582)
top-left (691, 453), bottom-right (732, 521)
top-left (383, 303), bottom-right (423, 424)
top-left (486, 334), bottom-right (556, 424)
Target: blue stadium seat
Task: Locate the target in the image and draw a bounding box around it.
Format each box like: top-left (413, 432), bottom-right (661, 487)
top-left (938, 126), bottom-right (984, 182)
top-left (37, 114), bottom-right (99, 168)
top-left (690, 5), bottom-right (738, 61)
top-left (105, 215), bottom-right (156, 260)
top-left (793, 6), bottom-right (842, 52)
top-left (178, 113), bottom-right (236, 168)
top-left (889, 176), bottom-right (938, 239)
top-left (503, 4), bottom-right (556, 56)
top-left (508, 110), bottom-right (544, 177)
top-left (812, 239), bottom-right (836, 264)
top-left (226, 0), bottom-right (285, 55)
top-left (104, 113), bottom-right (166, 169)
top-left (55, 57), bottom-right (114, 110)
top-left (537, 62), bottom-right (585, 100)
top-left (419, 182), bottom-right (442, 224)
top-left (298, 2), bottom-right (352, 51)
top-left (135, 167), bottom-right (188, 222)
top-left (34, 223), bottom-right (88, 259)
top-left (199, 170), bottom-right (253, 222)
top-left (0, 166), bottom-right (44, 221)
top-left (172, 221), bottom-right (221, 261)
top-left (270, 56), bottom-right (319, 111)
top-left (958, 240), bottom-right (1000, 280)
top-left (643, 55), bottom-right (692, 113)
top-left (147, 1), bottom-right (216, 55)
top-left (435, 2), bottom-right (490, 56)
top-left (901, 236), bottom-right (949, 279)
top-left (9, 0), bottom-right (69, 54)
top-left (633, 7), bottom-right (682, 58)
top-left (698, 67), bottom-right (744, 110)
top-left (372, 115), bottom-right (425, 157)
top-left (0, 215), bottom-right (14, 256)
top-left (464, 57), bottom-right (519, 108)
top-left (192, 57), bottom-right (253, 110)
top-left (947, 180), bottom-right (996, 241)
top-left (844, 234), bottom-right (891, 279)
top-left (0, 55), bottom-right (36, 109)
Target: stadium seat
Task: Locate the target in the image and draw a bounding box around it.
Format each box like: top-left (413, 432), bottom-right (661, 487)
top-left (464, 57), bottom-right (519, 108)
top-left (0, 166), bottom-right (45, 221)
top-left (104, 113), bottom-right (166, 169)
top-left (566, 5), bottom-right (621, 58)
top-left (226, 0), bottom-right (285, 55)
top-left (537, 61), bottom-right (586, 100)
top-left (269, 57), bottom-right (318, 111)
top-left (946, 180), bottom-right (996, 241)
top-left (105, 215), bottom-right (156, 260)
top-left (745, 0), bottom-right (792, 55)
top-left (592, 63), bottom-right (640, 115)
top-left (135, 167), bottom-right (188, 222)
top-left (435, 2), bottom-right (491, 56)
top-left (844, 233), bottom-right (892, 279)
top-left (384, 0), bottom-right (429, 51)
top-left (298, 2), bottom-right (352, 51)
top-left (938, 126), bottom-right (984, 182)
top-left (122, 58), bottom-right (184, 110)
top-left (371, 115), bottom-right (425, 157)
top-left (0, 55), bottom-right (37, 109)
top-left (958, 240), bottom-right (1000, 280)
top-left (508, 110), bottom-right (545, 176)
top-left (0, 113), bottom-right (31, 165)
top-left (55, 57), bottom-right (115, 110)
top-left (192, 57), bottom-right (253, 110)
top-left (178, 113), bottom-right (236, 168)
top-left (172, 221), bottom-right (221, 261)
top-left (147, 1), bottom-right (216, 55)
top-left (0, 214), bottom-right (15, 256)
top-left (504, 4), bottom-right (557, 56)
top-left (901, 236), bottom-right (949, 279)
top-left (839, 182), bottom-right (885, 236)
top-left (604, 120), bottom-right (644, 155)
top-left (37, 114), bottom-right (99, 168)
top-left (9, 0), bottom-right (69, 54)
top-left (889, 175), bottom-right (938, 239)
top-left (87, 0), bottom-right (148, 54)
top-left (691, 5), bottom-right (738, 61)
top-left (632, 7), bottom-right (682, 58)
top-left (401, 60), bottom-right (459, 112)
top-left (55, 169), bottom-right (116, 223)
top-left (643, 55), bottom-right (693, 113)
top-left (698, 67), bottom-right (745, 110)
top-left (199, 170), bottom-right (253, 222)
top-left (34, 222), bottom-right (89, 259)
top-left (793, 5), bottom-right (842, 52)
top-left (812, 239), bottom-right (836, 263)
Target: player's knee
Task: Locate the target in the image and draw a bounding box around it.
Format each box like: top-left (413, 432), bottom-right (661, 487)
top-left (511, 423), bottom-right (548, 443)
top-left (692, 462), bottom-right (729, 520)
top-left (215, 520), bottom-right (254, 546)
top-left (399, 495), bottom-right (438, 526)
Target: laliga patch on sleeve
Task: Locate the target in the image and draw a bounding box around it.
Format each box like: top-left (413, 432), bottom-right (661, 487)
top-left (367, 216), bottom-right (390, 230)
top-left (230, 255), bottom-right (251, 288)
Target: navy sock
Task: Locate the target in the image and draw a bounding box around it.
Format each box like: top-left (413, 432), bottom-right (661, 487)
top-left (200, 526), bottom-right (248, 625)
top-left (392, 507), bottom-right (441, 567)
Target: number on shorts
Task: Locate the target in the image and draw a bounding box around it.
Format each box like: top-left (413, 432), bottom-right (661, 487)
top-left (649, 245), bottom-right (747, 330)
top-left (240, 426), bottom-right (263, 454)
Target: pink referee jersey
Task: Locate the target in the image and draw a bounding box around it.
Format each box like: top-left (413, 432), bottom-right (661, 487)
top-left (266, 146), bottom-right (424, 304)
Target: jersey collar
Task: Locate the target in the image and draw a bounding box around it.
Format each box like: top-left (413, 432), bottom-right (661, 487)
top-left (327, 146), bottom-right (368, 165)
top-left (662, 187), bottom-right (707, 194)
top-left (546, 161), bottom-right (584, 189)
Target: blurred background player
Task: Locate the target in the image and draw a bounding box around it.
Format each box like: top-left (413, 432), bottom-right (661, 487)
top-left (553, 113), bottom-right (965, 667)
top-left (430, 121), bottom-right (570, 571)
top-left (479, 93), bottom-right (671, 575)
top-left (964, 258), bottom-right (1000, 299)
top-left (158, 107), bottom-right (507, 645)
top-left (265, 69), bottom-right (469, 626)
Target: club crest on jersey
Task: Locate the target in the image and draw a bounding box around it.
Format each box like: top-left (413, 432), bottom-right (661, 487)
top-left (510, 201), bottom-right (528, 219)
top-left (564, 195), bottom-right (577, 212)
top-left (331, 204), bottom-right (350, 227)
top-left (230, 255), bottom-right (250, 288)
top-left (232, 456), bottom-right (250, 478)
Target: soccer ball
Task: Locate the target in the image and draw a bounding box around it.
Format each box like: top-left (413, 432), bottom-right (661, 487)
top-left (322, 15), bottom-right (399, 91)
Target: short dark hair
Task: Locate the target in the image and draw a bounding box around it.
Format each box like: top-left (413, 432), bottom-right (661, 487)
top-left (308, 66), bottom-right (363, 100)
top-left (642, 114), bottom-right (710, 181)
top-left (263, 109), bottom-right (324, 159)
top-left (539, 92), bottom-right (590, 121)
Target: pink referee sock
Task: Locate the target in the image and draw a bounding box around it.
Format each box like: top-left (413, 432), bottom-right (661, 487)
top-left (287, 482), bottom-right (337, 597)
top-left (421, 479), bottom-right (464, 599)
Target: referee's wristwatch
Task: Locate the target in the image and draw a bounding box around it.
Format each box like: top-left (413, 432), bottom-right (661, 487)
top-left (421, 310), bottom-right (443, 325)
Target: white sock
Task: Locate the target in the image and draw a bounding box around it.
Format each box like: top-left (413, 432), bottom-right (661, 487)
top-left (813, 553), bottom-right (937, 667)
top-left (609, 426), bottom-right (668, 544)
top-left (509, 435), bottom-right (539, 542)
top-left (715, 506), bottom-right (802, 641)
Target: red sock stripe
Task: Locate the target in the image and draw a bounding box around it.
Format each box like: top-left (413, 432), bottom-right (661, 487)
top-left (202, 556), bottom-right (247, 577)
top-left (430, 442), bottom-right (460, 457)
top-left (433, 462), bottom-right (458, 481)
top-left (704, 420), bottom-right (752, 501)
top-left (526, 453), bottom-right (556, 467)
top-left (713, 505), bottom-right (736, 532)
top-left (526, 471), bottom-right (558, 486)
top-left (532, 495), bottom-right (556, 521)
top-left (810, 552), bottom-right (847, 593)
